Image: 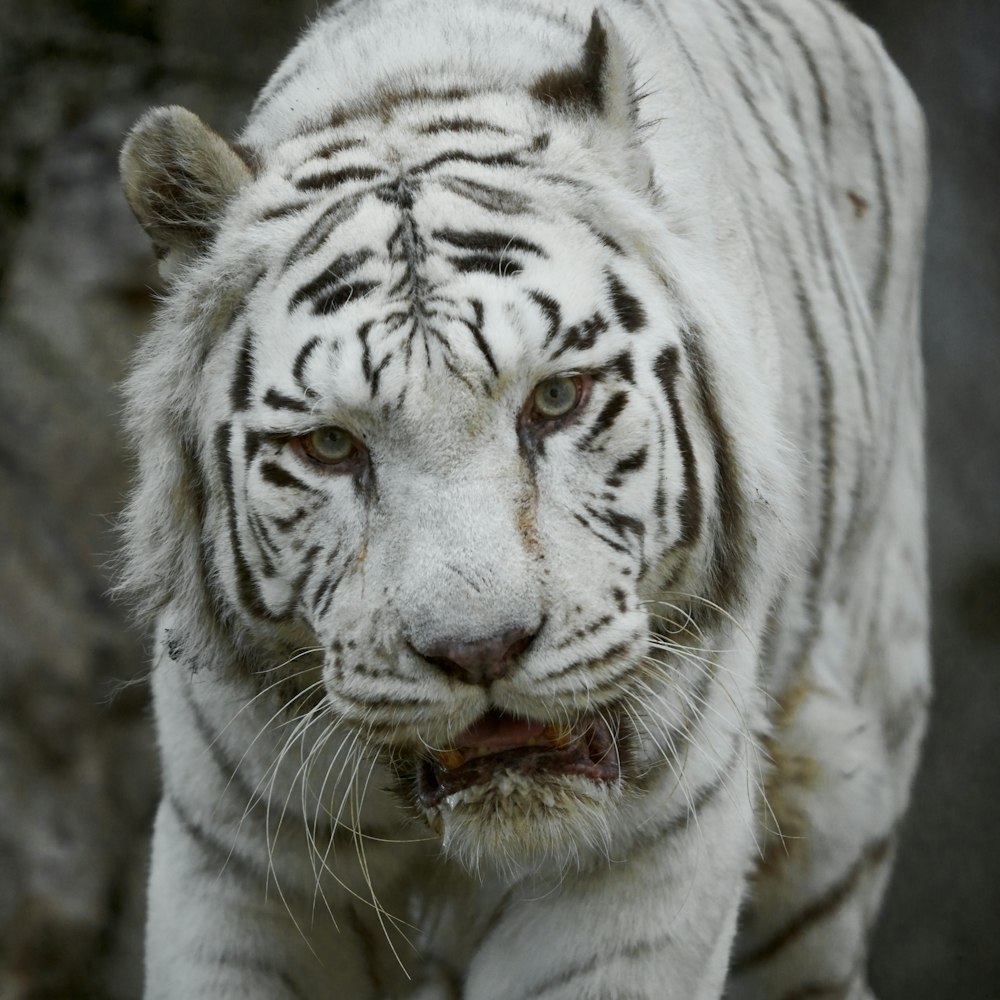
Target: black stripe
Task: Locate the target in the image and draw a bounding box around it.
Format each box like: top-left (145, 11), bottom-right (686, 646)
top-left (313, 137), bottom-right (364, 157)
top-left (654, 347), bottom-right (702, 547)
top-left (810, 188), bottom-right (874, 426)
top-left (165, 791), bottom-right (263, 885)
top-left (433, 228), bottom-right (546, 259)
top-left (705, 3), bottom-right (823, 274)
top-left (260, 462), bottom-right (311, 492)
top-left (295, 164), bottom-right (383, 191)
top-left (282, 191), bottom-right (368, 270)
top-left (441, 176), bottom-right (531, 215)
top-left (732, 834), bottom-right (893, 970)
top-left (813, 1), bottom-right (892, 324)
top-left (572, 511), bottom-right (629, 555)
top-left (555, 613), bottom-right (614, 648)
top-left (413, 148), bottom-right (523, 175)
top-left (738, 0), bottom-right (870, 435)
top-left (251, 57), bottom-right (309, 114)
top-left (654, 485), bottom-right (667, 519)
top-left (216, 423), bottom-right (274, 620)
top-left (529, 290), bottom-right (561, 347)
top-left (418, 116), bottom-right (509, 135)
top-left (590, 229), bottom-right (625, 255)
top-left (230, 329), bottom-right (255, 410)
top-left (579, 389), bottom-right (628, 449)
top-left (290, 249), bottom-right (376, 312)
top-left (600, 350), bottom-right (635, 384)
top-left (259, 201), bottom-right (312, 222)
top-left (583, 503), bottom-right (645, 542)
top-left (357, 319), bottom-right (376, 387)
top-left (682, 330), bottom-right (747, 625)
top-left (629, 736), bottom-right (739, 836)
top-left (375, 176), bottom-right (417, 211)
top-left (243, 428), bottom-right (279, 466)
top-left (551, 312), bottom-right (607, 360)
top-left (313, 568), bottom-right (346, 619)
top-left (757, 0), bottom-right (832, 158)
top-left (181, 680), bottom-right (259, 807)
top-left (465, 298), bottom-right (499, 376)
top-left (368, 84), bottom-right (472, 119)
top-left (606, 272), bottom-right (646, 332)
top-left (272, 507), bottom-right (307, 532)
top-left (542, 640), bottom-right (632, 683)
top-left (660, 6), bottom-right (711, 99)
top-left (285, 543), bottom-right (322, 614)
top-left (612, 446), bottom-right (648, 477)
top-left (451, 254), bottom-right (522, 277)
top-left (315, 280), bottom-right (378, 315)
top-left (291, 336), bottom-right (322, 395)
top-left (248, 514), bottom-right (277, 577)
top-left (788, 261), bottom-right (835, 669)
top-left (606, 446), bottom-right (648, 488)
top-left (263, 388), bottom-right (310, 413)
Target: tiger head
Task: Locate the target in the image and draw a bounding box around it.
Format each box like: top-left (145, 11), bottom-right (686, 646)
top-left (120, 12), bottom-right (791, 878)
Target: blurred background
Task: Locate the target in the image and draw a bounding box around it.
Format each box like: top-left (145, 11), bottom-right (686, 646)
top-left (0, 0), bottom-right (996, 996)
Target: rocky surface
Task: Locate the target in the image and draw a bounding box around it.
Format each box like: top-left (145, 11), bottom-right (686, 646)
top-left (0, 1), bottom-right (995, 997)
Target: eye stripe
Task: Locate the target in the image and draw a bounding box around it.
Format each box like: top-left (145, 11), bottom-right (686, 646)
top-left (260, 462), bottom-right (311, 491)
top-left (578, 390), bottom-right (628, 449)
top-left (263, 389), bottom-right (310, 413)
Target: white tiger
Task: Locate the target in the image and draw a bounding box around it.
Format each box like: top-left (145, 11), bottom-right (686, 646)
top-left (118, 0), bottom-right (930, 997)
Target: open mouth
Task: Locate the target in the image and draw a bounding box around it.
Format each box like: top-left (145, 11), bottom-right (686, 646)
top-left (416, 709), bottom-right (621, 809)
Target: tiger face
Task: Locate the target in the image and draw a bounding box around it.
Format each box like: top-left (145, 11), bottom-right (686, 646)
top-left (120, 19), bottom-right (758, 879)
top-left (213, 170), bottom-right (708, 870)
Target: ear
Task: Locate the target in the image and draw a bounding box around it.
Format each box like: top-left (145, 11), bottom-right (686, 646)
top-left (530, 9), bottom-right (640, 130)
top-left (119, 106), bottom-right (254, 279)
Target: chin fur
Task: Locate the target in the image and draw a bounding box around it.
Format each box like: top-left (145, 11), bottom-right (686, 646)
top-left (425, 770), bottom-right (623, 882)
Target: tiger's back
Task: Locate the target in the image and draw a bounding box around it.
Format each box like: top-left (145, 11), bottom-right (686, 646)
top-left (118, 1), bottom-right (929, 997)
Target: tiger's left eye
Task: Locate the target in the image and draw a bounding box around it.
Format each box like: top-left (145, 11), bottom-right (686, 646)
top-left (530, 376), bottom-right (582, 420)
top-left (294, 425), bottom-right (359, 468)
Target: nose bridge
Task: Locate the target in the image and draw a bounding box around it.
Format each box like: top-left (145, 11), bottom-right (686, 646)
top-left (390, 466), bottom-right (540, 648)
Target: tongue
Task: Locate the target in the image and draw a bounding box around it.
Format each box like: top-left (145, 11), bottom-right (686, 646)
top-left (454, 710), bottom-right (547, 753)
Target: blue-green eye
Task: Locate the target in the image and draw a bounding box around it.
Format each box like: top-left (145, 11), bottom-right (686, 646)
top-left (296, 426), bottom-right (357, 466)
top-left (531, 376), bottom-right (581, 420)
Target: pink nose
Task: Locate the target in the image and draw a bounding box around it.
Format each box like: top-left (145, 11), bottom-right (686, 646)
top-left (414, 626), bottom-right (538, 686)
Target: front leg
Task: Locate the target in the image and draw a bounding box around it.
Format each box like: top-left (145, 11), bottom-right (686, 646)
top-left (462, 757), bottom-right (755, 1000)
top-left (144, 797), bottom-right (378, 1000)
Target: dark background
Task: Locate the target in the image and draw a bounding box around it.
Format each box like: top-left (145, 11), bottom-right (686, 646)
top-left (0, 1), bottom-right (996, 997)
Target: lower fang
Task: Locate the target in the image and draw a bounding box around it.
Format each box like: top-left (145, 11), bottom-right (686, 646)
top-left (542, 723), bottom-right (574, 747)
top-left (436, 748), bottom-right (466, 770)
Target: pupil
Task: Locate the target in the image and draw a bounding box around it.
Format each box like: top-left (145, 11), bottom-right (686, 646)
top-left (317, 428), bottom-right (347, 457)
top-left (541, 379), bottom-right (573, 413)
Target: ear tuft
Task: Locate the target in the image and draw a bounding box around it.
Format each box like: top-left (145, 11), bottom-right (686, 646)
top-left (529, 10), bottom-right (639, 127)
top-left (119, 106), bottom-right (253, 277)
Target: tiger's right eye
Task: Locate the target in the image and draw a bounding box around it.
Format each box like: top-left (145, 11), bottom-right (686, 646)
top-left (293, 426), bottom-right (359, 468)
top-left (532, 376), bottom-right (581, 419)
top-left (523, 374), bottom-right (589, 428)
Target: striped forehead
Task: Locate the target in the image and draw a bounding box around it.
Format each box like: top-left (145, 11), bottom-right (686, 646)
top-left (227, 103), bottom-right (670, 421)
top-left (244, 209), bottom-right (638, 397)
